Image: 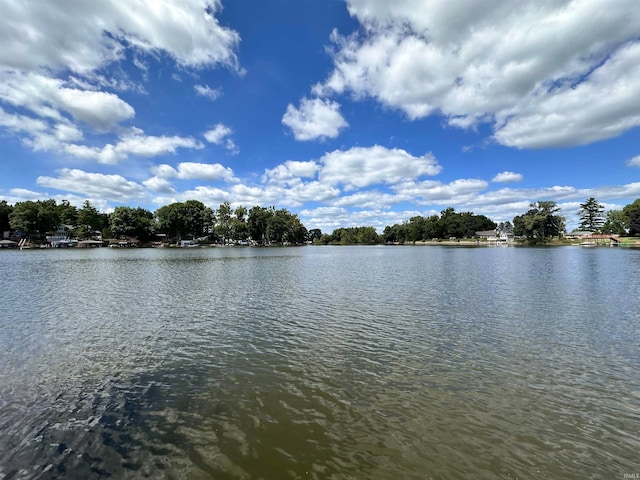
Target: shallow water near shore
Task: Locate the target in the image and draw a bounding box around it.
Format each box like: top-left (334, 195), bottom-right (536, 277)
top-left (1, 245), bottom-right (639, 479)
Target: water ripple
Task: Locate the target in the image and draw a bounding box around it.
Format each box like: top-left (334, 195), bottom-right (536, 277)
top-left (1, 246), bottom-right (639, 479)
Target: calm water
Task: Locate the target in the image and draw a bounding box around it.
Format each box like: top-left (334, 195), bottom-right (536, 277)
top-left (0, 245), bottom-right (639, 479)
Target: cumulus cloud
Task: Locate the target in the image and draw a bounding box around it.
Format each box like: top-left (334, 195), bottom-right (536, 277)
top-left (256, 146), bottom-right (441, 207)
top-left (151, 162), bottom-right (238, 183)
top-left (64, 132), bottom-right (203, 164)
top-left (314, 0), bottom-right (640, 148)
top-left (393, 179), bottom-right (489, 203)
top-left (0, 72), bottom-right (135, 131)
top-left (332, 190), bottom-right (401, 209)
top-left (319, 145), bottom-right (441, 189)
top-left (0, 1), bottom-right (239, 74)
top-left (262, 161), bottom-right (320, 185)
top-left (627, 155), bottom-right (640, 167)
top-left (142, 176), bottom-right (177, 194)
top-left (282, 97), bottom-right (348, 141)
top-left (36, 169), bottom-right (145, 201)
top-left (0, 1), bottom-right (240, 162)
top-left (492, 171), bottom-right (523, 183)
top-left (203, 123), bottom-right (238, 154)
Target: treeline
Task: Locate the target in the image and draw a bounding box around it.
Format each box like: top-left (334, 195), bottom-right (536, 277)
top-left (2, 196), bottom-right (639, 247)
top-left (0, 199), bottom-right (308, 245)
top-left (315, 208), bottom-right (496, 245)
top-left (381, 208), bottom-right (496, 244)
top-left (318, 198), bottom-right (640, 246)
top-left (318, 226), bottom-right (380, 245)
top-left (577, 197), bottom-right (640, 236)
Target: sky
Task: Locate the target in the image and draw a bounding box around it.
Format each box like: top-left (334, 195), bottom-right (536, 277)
top-left (1, 0), bottom-right (639, 233)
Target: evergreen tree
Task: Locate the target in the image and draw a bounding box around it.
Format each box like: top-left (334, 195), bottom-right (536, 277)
top-left (578, 197), bottom-right (604, 232)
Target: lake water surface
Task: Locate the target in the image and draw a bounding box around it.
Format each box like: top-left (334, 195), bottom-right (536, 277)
top-left (1, 246), bottom-right (639, 479)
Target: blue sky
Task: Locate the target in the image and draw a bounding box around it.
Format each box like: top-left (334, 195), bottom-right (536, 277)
top-left (1, 0), bottom-right (639, 232)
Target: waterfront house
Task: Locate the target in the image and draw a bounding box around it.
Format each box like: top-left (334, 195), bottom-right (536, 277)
top-left (566, 230), bottom-right (593, 240)
top-left (475, 230), bottom-right (514, 243)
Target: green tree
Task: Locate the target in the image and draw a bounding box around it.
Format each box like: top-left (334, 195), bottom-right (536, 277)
top-left (382, 223), bottom-right (407, 243)
top-left (0, 200), bottom-right (13, 235)
top-left (57, 200), bottom-right (78, 227)
top-left (9, 201), bottom-right (39, 235)
top-left (439, 207), bottom-right (461, 238)
top-left (248, 206), bottom-right (274, 245)
top-left (231, 206), bottom-right (249, 242)
top-left (308, 228), bottom-right (322, 242)
top-left (320, 226), bottom-right (380, 245)
top-left (215, 201), bottom-right (233, 244)
top-left (110, 206), bottom-right (154, 240)
top-left (630, 209), bottom-right (640, 236)
top-left (9, 200), bottom-right (60, 237)
top-left (578, 197), bottom-right (604, 232)
top-left (36, 199), bottom-right (60, 236)
top-left (601, 209), bottom-right (627, 236)
top-left (266, 209), bottom-right (307, 244)
top-left (622, 199), bottom-right (640, 233)
top-left (513, 201), bottom-right (565, 242)
top-left (76, 201), bottom-right (106, 239)
top-left (155, 201), bottom-right (213, 241)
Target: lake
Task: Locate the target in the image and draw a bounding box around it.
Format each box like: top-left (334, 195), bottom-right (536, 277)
top-left (0, 245), bottom-right (639, 479)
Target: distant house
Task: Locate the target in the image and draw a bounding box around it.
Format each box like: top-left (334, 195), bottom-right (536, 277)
top-left (476, 230), bottom-right (498, 241)
top-left (566, 230), bottom-right (593, 239)
top-left (475, 230), bottom-right (514, 243)
top-left (47, 224), bottom-right (76, 247)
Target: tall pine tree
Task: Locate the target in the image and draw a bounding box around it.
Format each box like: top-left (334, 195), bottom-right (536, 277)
top-left (578, 197), bottom-right (604, 232)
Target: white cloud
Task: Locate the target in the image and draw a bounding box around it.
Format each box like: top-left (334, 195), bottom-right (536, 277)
top-left (64, 144), bottom-right (124, 165)
top-left (319, 145), bottom-right (441, 189)
top-left (117, 133), bottom-right (202, 157)
top-left (0, 1), bottom-right (239, 74)
top-left (0, 72), bottom-right (135, 131)
top-left (279, 181), bottom-right (341, 207)
top-left (315, 0), bottom-right (640, 148)
top-left (203, 123), bottom-right (238, 154)
top-left (0, 1), bottom-right (240, 164)
top-left (492, 171), bottom-right (523, 183)
top-left (627, 155), bottom-right (640, 167)
top-left (63, 133), bottom-right (203, 164)
top-left (282, 97), bottom-right (348, 141)
top-left (393, 179), bottom-right (489, 203)
top-left (204, 124), bottom-right (232, 143)
top-left (151, 162), bottom-right (238, 183)
top-left (493, 42), bottom-right (640, 148)
top-left (194, 84), bottom-right (222, 101)
top-left (36, 169), bottom-right (145, 201)
top-left (142, 176), bottom-right (176, 194)
top-left (56, 87), bottom-right (135, 131)
top-left (262, 161), bottom-right (320, 185)
top-left (332, 190), bottom-right (400, 209)
top-left (0, 107), bottom-right (48, 136)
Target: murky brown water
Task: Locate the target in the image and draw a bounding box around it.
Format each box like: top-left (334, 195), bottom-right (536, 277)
top-left (1, 246), bottom-right (639, 479)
